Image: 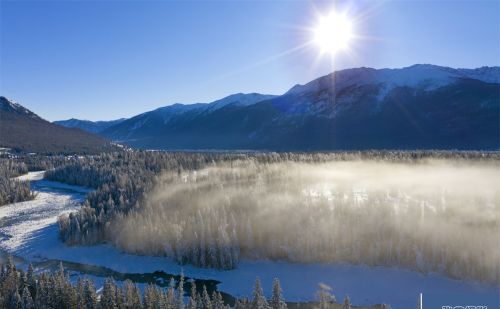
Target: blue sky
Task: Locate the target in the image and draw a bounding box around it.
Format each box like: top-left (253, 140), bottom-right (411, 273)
top-left (1, 0), bottom-right (499, 121)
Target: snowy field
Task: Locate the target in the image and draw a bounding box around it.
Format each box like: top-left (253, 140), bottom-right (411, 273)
top-left (0, 171), bottom-right (498, 309)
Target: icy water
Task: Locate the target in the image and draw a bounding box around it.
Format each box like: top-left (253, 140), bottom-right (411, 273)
top-left (0, 171), bottom-right (498, 309)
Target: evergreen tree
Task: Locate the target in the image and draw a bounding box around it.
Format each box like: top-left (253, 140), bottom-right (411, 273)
top-left (123, 280), bottom-right (141, 309)
top-left (166, 278), bottom-right (176, 309)
top-left (143, 284), bottom-right (157, 309)
top-left (9, 289), bottom-right (21, 309)
top-left (342, 295), bottom-right (351, 309)
top-left (101, 277), bottom-right (118, 309)
top-left (202, 285), bottom-right (212, 309)
top-left (25, 264), bottom-right (36, 299)
top-left (251, 278), bottom-right (268, 309)
top-left (177, 275), bottom-right (185, 309)
top-left (20, 287), bottom-right (34, 309)
top-left (235, 297), bottom-right (251, 309)
top-left (270, 278), bottom-right (286, 309)
top-left (82, 279), bottom-right (98, 309)
top-left (316, 283), bottom-right (335, 309)
top-left (187, 281), bottom-right (199, 309)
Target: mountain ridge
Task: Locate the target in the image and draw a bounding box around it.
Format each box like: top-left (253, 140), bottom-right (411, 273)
top-left (98, 64), bottom-right (500, 150)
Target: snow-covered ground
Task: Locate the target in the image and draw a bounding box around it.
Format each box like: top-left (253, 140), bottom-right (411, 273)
top-left (0, 171), bottom-right (90, 252)
top-left (1, 172), bottom-right (498, 308)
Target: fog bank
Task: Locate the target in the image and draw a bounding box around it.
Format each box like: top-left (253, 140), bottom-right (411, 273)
top-left (112, 159), bottom-right (500, 283)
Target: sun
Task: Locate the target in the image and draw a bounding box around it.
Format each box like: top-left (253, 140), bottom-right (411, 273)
top-left (313, 11), bottom-right (353, 56)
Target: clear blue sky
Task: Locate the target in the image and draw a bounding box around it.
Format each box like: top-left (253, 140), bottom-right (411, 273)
top-left (1, 0), bottom-right (499, 121)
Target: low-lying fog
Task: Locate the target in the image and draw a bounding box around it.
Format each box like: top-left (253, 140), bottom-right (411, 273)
top-left (111, 159), bottom-right (499, 284)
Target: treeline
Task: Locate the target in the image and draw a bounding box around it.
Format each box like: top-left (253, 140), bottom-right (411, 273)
top-left (0, 258), bottom-right (373, 309)
top-left (0, 159), bottom-right (35, 206)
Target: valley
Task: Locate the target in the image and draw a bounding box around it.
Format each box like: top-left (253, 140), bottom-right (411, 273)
top-left (0, 153), bottom-right (498, 309)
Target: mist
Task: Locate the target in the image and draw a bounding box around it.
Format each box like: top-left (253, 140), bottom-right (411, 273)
top-left (111, 158), bottom-right (500, 284)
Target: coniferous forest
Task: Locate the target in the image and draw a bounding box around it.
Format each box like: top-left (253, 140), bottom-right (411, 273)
top-left (0, 159), bottom-right (34, 206)
top-left (37, 150), bottom-right (500, 284)
top-left (0, 258), bottom-right (382, 309)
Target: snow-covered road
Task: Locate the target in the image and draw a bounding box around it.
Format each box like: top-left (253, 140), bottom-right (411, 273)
top-left (0, 172), bottom-right (498, 309)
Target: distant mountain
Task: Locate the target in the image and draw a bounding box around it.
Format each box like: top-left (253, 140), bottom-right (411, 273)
top-left (54, 118), bottom-right (126, 134)
top-left (99, 65), bottom-right (499, 151)
top-left (0, 97), bottom-right (117, 154)
top-left (101, 93), bottom-right (276, 141)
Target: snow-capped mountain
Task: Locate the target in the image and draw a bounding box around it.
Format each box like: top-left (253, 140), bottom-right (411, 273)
top-left (54, 118), bottom-right (126, 134)
top-left (97, 65), bottom-right (499, 150)
top-left (101, 93), bottom-right (276, 140)
top-left (0, 96), bottom-right (117, 154)
top-left (287, 64), bottom-right (500, 96)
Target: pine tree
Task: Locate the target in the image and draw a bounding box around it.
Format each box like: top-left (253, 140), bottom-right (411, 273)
top-left (251, 278), bottom-right (268, 309)
top-left (20, 287), bottom-right (34, 309)
top-left (25, 264), bottom-right (36, 300)
top-left (187, 281), bottom-right (199, 309)
top-left (213, 291), bottom-right (225, 309)
top-left (166, 278), bottom-right (177, 308)
top-left (316, 283), bottom-right (335, 309)
top-left (10, 289), bottom-right (21, 309)
top-left (202, 285), bottom-right (212, 309)
top-left (235, 297), bottom-right (250, 309)
top-left (270, 278), bottom-right (286, 309)
top-left (82, 279), bottom-right (98, 309)
top-left (143, 284), bottom-right (157, 309)
top-left (177, 274), bottom-right (185, 309)
top-left (342, 295), bottom-right (351, 309)
top-left (101, 278), bottom-right (118, 309)
top-left (123, 280), bottom-right (141, 309)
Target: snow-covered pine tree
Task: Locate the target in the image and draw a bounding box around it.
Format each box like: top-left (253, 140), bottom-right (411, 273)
top-left (202, 285), bottom-right (212, 309)
top-left (342, 295), bottom-right (351, 309)
top-left (270, 278), bottom-right (286, 309)
top-left (20, 286), bottom-right (34, 309)
top-left (123, 280), bottom-right (141, 309)
top-left (316, 283), bottom-right (335, 309)
top-left (82, 279), bottom-right (98, 309)
top-left (101, 278), bottom-right (118, 309)
top-left (177, 275), bottom-right (185, 309)
top-left (143, 283), bottom-right (158, 309)
top-left (251, 278), bottom-right (269, 309)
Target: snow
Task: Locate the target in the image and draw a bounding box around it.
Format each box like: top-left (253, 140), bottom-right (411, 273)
top-left (1, 172), bottom-right (498, 309)
top-left (205, 93), bottom-right (276, 112)
top-left (1, 172), bottom-right (90, 251)
top-left (286, 64), bottom-right (500, 98)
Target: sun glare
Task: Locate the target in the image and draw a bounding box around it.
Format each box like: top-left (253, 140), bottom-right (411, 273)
top-left (313, 11), bottom-right (353, 56)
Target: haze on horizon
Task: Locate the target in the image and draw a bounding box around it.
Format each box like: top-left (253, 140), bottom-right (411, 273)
top-left (1, 0), bottom-right (499, 121)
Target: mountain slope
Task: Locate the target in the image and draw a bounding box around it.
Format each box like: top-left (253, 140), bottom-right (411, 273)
top-left (54, 118), bottom-right (126, 133)
top-left (102, 93), bottom-right (276, 141)
top-left (0, 97), bottom-right (117, 154)
top-left (100, 65), bottom-right (500, 150)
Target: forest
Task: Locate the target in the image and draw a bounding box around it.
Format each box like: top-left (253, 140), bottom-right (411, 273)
top-left (0, 159), bottom-right (34, 206)
top-left (0, 258), bottom-right (367, 309)
top-left (38, 151), bottom-right (500, 284)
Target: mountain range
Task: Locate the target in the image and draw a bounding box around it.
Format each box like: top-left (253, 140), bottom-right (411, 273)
top-left (3, 64), bottom-right (499, 152)
top-left (57, 64), bottom-right (499, 150)
top-left (0, 96), bottom-right (117, 154)
top-left (54, 118), bottom-right (126, 134)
